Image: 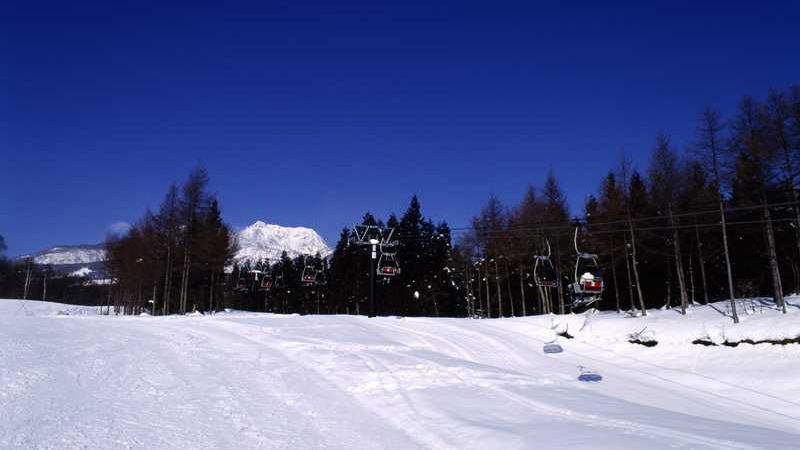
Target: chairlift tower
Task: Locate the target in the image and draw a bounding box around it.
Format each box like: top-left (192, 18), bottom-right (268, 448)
top-left (350, 225), bottom-right (397, 318)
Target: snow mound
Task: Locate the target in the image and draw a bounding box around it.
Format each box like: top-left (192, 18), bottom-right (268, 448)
top-left (0, 299), bottom-right (103, 316)
top-left (546, 297), bottom-right (800, 346)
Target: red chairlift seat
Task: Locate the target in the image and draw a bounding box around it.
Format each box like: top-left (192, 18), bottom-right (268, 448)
top-left (581, 278), bottom-right (603, 291)
top-left (380, 266), bottom-right (398, 276)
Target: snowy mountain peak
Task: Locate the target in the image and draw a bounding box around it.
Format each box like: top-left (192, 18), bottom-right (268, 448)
top-left (18, 244), bottom-right (106, 266)
top-left (234, 222), bottom-right (331, 264)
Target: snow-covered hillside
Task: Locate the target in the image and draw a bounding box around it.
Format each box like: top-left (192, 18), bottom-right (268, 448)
top-left (1, 298), bottom-right (798, 449)
top-left (234, 221), bottom-right (331, 264)
top-left (18, 244), bottom-right (106, 265)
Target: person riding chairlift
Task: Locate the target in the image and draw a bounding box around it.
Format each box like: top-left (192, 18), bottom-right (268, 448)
top-left (579, 269), bottom-right (602, 291)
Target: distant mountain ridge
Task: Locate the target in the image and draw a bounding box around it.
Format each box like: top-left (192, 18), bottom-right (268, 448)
top-left (16, 244), bottom-right (108, 280)
top-left (18, 244), bottom-right (107, 266)
top-left (16, 222), bottom-right (331, 274)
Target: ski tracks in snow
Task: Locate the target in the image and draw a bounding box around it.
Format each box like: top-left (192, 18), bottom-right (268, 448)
top-left (3, 306), bottom-right (800, 450)
top-left (215, 316), bottom-right (798, 450)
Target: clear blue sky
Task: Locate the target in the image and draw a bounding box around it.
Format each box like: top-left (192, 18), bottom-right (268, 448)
top-left (4, 1), bottom-right (799, 256)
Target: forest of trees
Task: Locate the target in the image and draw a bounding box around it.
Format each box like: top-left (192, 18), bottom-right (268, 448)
top-left (457, 84), bottom-right (800, 322)
top-left (2, 83), bottom-right (799, 321)
top-left (0, 234), bottom-right (111, 303)
top-left (100, 166), bottom-right (236, 315)
top-left (227, 195), bottom-right (458, 316)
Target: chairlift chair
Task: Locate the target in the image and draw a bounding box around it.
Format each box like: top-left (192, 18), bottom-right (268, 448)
top-left (377, 253), bottom-right (400, 277)
top-left (570, 228), bottom-right (604, 308)
top-left (314, 269), bottom-right (327, 286)
top-left (533, 239), bottom-right (558, 288)
top-left (300, 256), bottom-right (318, 285)
top-left (273, 274), bottom-right (285, 289)
top-left (236, 273), bottom-right (250, 292)
top-left (301, 266), bottom-right (317, 285)
top-left (260, 275), bottom-right (273, 290)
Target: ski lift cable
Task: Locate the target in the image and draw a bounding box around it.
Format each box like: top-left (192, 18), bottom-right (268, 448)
top-left (451, 216), bottom-right (795, 263)
top-left (435, 216), bottom-right (799, 244)
top-left (437, 199), bottom-right (800, 236)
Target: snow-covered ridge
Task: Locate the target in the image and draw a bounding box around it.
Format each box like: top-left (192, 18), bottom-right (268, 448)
top-left (18, 244), bottom-right (106, 265)
top-left (234, 221), bottom-right (331, 264)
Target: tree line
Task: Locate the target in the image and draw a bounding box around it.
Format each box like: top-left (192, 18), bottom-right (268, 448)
top-left (103, 166), bottom-right (235, 315)
top-left (0, 235), bottom-right (111, 304)
top-left (2, 83), bottom-right (798, 320)
top-left (229, 195), bottom-right (458, 316)
top-left (456, 84), bottom-right (800, 322)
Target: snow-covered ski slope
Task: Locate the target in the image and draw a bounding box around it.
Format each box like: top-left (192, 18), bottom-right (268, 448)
top-left (2, 299), bottom-right (799, 450)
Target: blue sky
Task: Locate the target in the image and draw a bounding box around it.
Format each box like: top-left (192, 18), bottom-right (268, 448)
top-left (4, 1), bottom-right (799, 256)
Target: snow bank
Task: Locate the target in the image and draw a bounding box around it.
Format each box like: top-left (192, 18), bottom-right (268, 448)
top-left (544, 297), bottom-right (800, 345)
top-left (0, 298), bottom-right (103, 316)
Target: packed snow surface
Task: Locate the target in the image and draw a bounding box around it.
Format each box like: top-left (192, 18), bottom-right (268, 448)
top-left (2, 298), bottom-right (799, 450)
top-left (234, 221), bottom-right (331, 264)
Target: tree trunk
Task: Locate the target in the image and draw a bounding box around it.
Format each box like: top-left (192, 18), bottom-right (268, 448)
top-left (763, 199), bottom-right (786, 313)
top-left (485, 266), bottom-right (491, 318)
top-left (719, 198), bottom-right (739, 323)
top-left (629, 220), bottom-right (646, 316)
top-left (782, 148), bottom-right (800, 288)
top-left (670, 205), bottom-right (689, 315)
top-left (624, 239), bottom-right (635, 313)
top-left (792, 195), bottom-right (800, 291)
top-left (538, 286), bottom-right (550, 315)
top-left (790, 204), bottom-right (800, 294)
top-left (494, 260), bottom-right (503, 318)
top-left (180, 248), bottom-right (190, 314)
top-left (209, 271), bottom-right (215, 314)
top-left (476, 265), bottom-right (483, 316)
top-left (518, 263), bottom-right (527, 316)
top-left (688, 247), bottom-right (696, 304)
top-left (554, 240), bottom-right (565, 315)
top-left (694, 222), bottom-right (709, 304)
top-left (609, 237), bottom-right (621, 313)
top-left (137, 284), bottom-right (143, 316)
top-left (162, 243), bottom-right (172, 316)
top-left (505, 262), bottom-right (514, 317)
top-left (664, 253), bottom-right (672, 309)
top-left (105, 278), bottom-right (112, 315)
top-left (23, 259), bottom-right (32, 300)
top-left (794, 263), bottom-right (800, 296)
